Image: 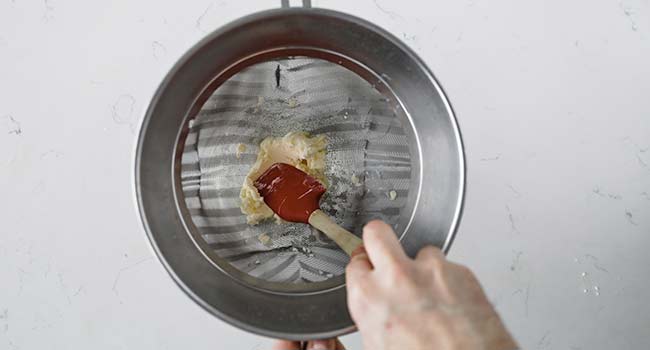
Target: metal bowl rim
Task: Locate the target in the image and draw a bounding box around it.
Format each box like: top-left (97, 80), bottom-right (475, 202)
top-left (133, 6), bottom-right (466, 339)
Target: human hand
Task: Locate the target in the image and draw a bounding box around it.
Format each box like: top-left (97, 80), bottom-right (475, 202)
top-left (346, 220), bottom-right (517, 350)
top-left (271, 338), bottom-right (345, 350)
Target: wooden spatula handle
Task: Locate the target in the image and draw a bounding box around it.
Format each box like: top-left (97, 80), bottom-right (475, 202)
top-left (308, 209), bottom-right (363, 256)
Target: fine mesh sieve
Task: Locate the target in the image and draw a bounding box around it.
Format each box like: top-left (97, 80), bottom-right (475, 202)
top-left (135, 5), bottom-right (464, 339)
top-left (180, 56), bottom-right (411, 290)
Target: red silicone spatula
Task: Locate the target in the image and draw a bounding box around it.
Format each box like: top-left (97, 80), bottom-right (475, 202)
top-left (254, 163), bottom-right (363, 256)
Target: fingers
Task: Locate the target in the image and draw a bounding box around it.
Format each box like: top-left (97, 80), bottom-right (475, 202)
top-left (306, 339), bottom-right (336, 349)
top-left (362, 220), bottom-right (407, 270)
top-left (415, 245), bottom-right (445, 263)
top-left (271, 340), bottom-right (301, 350)
top-left (346, 246), bottom-right (372, 283)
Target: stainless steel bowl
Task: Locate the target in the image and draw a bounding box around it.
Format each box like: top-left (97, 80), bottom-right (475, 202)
top-left (134, 3), bottom-right (465, 340)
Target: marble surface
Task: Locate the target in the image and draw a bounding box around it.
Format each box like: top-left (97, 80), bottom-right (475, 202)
top-left (1, 0), bottom-right (649, 349)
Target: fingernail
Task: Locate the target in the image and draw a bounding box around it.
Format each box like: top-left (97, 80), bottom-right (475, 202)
top-left (309, 339), bottom-right (333, 350)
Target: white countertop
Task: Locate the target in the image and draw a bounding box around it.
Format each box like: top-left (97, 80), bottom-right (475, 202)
top-left (1, 0), bottom-right (649, 349)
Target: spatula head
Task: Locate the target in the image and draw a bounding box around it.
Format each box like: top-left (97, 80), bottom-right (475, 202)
top-left (254, 163), bottom-right (326, 223)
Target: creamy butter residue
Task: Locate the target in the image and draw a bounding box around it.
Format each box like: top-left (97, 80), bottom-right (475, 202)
top-left (240, 132), bottom-right (327, 224)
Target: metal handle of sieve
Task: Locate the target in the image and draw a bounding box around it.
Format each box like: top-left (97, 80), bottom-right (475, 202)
top-left (281, 0), bottom-right (312, 8)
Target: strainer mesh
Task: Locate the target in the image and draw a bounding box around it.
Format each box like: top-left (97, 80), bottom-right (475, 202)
top-left (181, 57), bottom-right (411, 284)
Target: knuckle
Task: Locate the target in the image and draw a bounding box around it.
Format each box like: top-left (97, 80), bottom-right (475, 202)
top-left (429, 256), bottom-right (447, 275)
top-left (419, 246), bottom-right (433, 255)
top-left (389, 263), bottom-right (415, 285)
top-left (389, 260), bottom-right (406, 274)
top-left (431, 248), bottom-right (446, 262)
top-left (416, 246), bottom-right (446, 271)
top-left (422, 245), bottom-right (444, 257)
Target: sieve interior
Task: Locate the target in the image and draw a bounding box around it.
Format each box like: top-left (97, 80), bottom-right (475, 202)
top-left (179, 55), bottom-right (417, 293)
